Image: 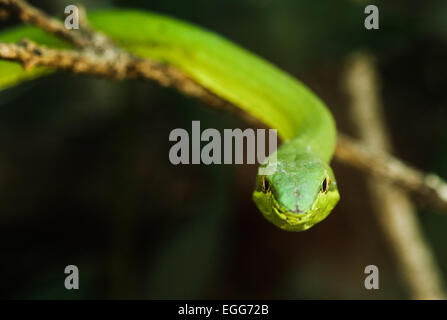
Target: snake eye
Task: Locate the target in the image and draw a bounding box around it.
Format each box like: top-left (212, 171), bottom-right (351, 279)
top-left (321, 176), bottom-right (330, 194)
top-left (261, 175), bottom-right (270, 194)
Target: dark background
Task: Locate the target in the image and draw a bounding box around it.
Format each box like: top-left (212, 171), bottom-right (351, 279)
top-left (0, 0), bottom-right (446, 299)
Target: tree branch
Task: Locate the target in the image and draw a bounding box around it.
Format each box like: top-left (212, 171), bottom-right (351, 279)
top-left (0, 1), bottom-right (447, 216)
top-left (0, 0), bottom-right (90, 48)
top-left (343, 52), bottom-right (446, 299)
top-left (335, 134), bottom-right (447, 213)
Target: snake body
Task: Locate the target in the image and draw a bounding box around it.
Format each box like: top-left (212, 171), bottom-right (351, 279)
top-left (0, 10), bottom-right (340, 231)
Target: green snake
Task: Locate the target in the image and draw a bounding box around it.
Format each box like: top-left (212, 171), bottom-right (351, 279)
top-left (0, 10), bottom-right (340, 231)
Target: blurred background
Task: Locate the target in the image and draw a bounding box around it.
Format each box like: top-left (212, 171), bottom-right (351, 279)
top-left (0, 0), bottom-right (446, 299)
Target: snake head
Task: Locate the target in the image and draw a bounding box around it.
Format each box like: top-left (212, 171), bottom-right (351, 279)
top-left (252, 152), bottom-right (340, 231)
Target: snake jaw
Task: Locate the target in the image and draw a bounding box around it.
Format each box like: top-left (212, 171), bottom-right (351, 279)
top-left (253, 184), bottom-right (340, 232)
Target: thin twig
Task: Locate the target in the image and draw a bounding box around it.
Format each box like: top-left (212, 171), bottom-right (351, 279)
top-left (336, 134), bottom-right (447, 213)
top-left (0, 0), bottom-right (89, 48)
top-left (344, 52), bottom-right (446, 299)
top-left (0, 0), bottom-right (115, 52)
top-left (0, 2), bottom-right (447, 216)
top-left (0, 39), bottom-right (247, 117)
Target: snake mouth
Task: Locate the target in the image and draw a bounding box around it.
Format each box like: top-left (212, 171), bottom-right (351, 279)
top-left (274, 205), bottom-right (302, 215)
top-left (254, 180), bottom-right (339, 232)
top-left (271, 197), bottom-right (310, 225)
top-left (254, 190), bottom-right (327, 231)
